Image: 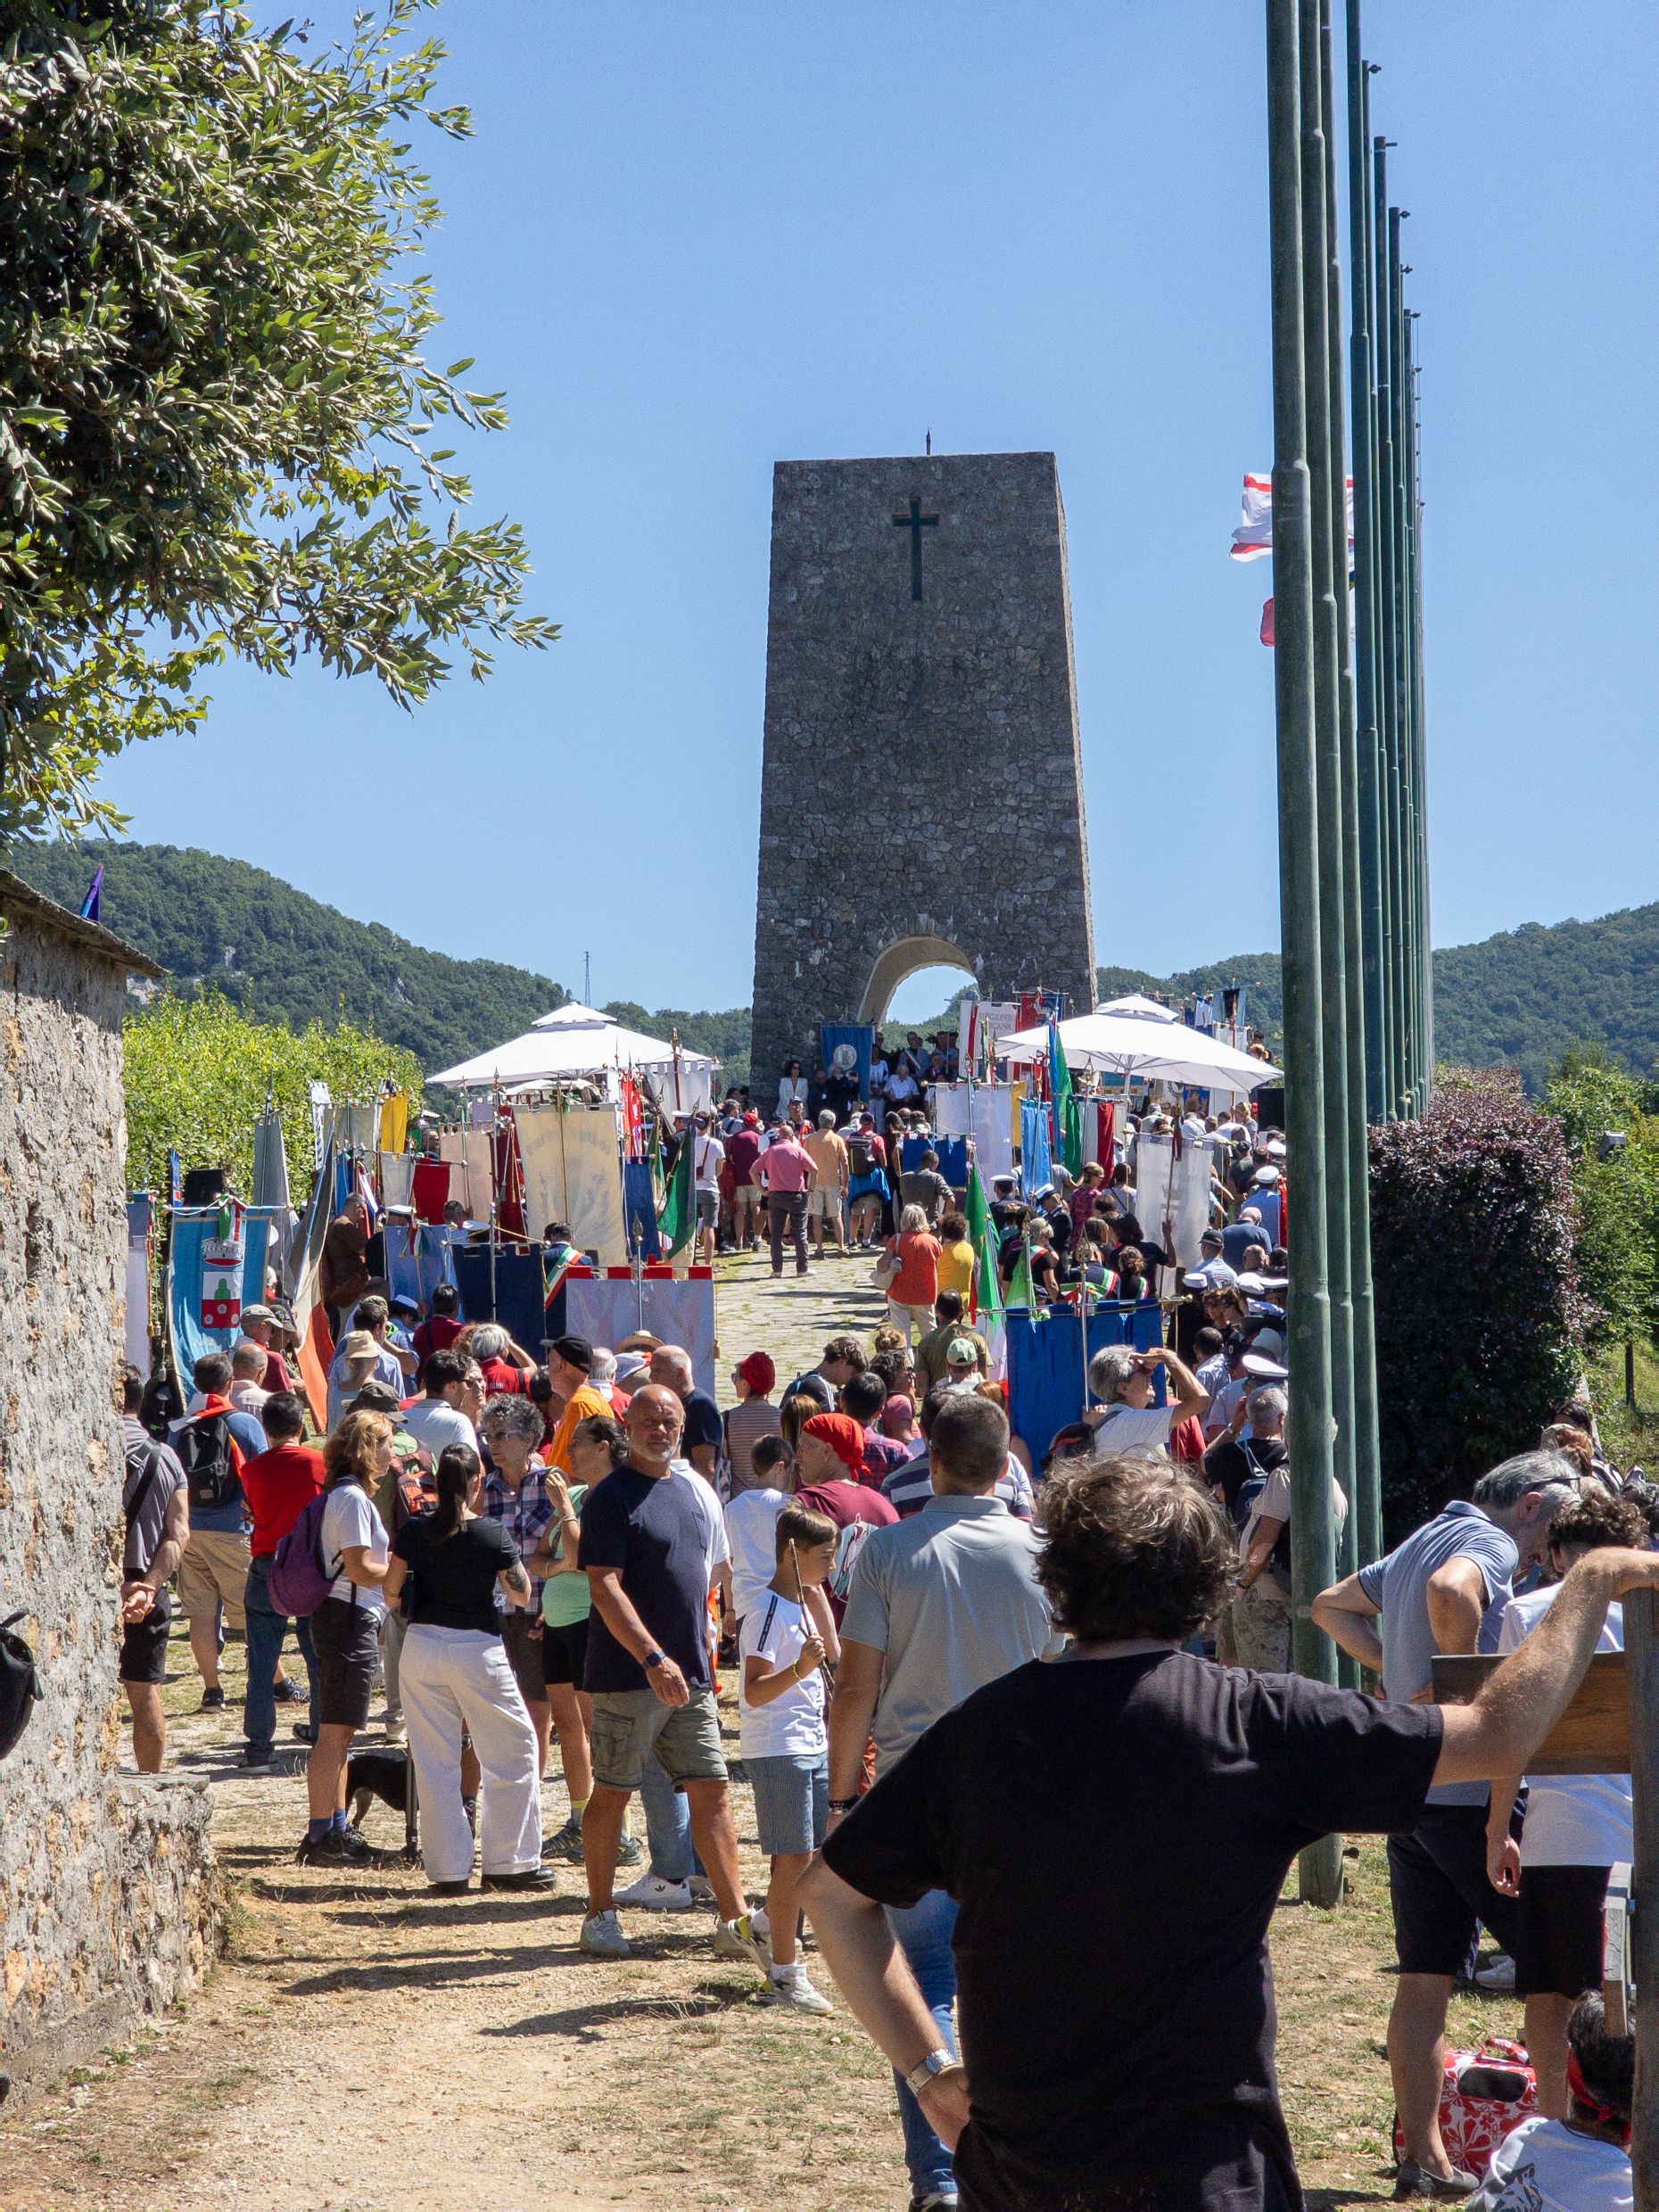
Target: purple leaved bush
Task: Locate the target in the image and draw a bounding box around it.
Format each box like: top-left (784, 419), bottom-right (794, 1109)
top-left (1368, 1070), bottom-right (1588, 1544)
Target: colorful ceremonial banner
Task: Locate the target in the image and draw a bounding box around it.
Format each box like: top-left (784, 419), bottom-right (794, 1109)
top-left (516, 1102), bottom-right (625, 1262)
top-left (820, 1023), bottom-right (873, 1102)
top-left (657, 1134), bottom-right (695, 1260)
top-left (168, 1209), bottom-right (274, 1378)
top-left (564, 1268), bottom-right (717, 1397)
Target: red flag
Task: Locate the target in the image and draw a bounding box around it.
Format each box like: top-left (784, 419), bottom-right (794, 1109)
top-left (1259, 597), bottom-right (1275, 648)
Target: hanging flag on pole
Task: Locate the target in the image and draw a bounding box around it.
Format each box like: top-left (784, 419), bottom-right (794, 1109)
top-left (78, 866), bottom-right (103, 921)
top-left (657, 1128), bottom-right (695, 1260)
top-left (1005, 1238), bottom-right (1036, 1314)
top-left (963, 1165), bottom-right (1003, 1327)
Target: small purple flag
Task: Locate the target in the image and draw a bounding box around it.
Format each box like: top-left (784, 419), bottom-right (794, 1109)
top-left (78, 866), bottom-right (103, 921)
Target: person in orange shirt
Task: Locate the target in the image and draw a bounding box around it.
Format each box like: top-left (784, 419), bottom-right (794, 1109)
top-left (880, 1206), bottom-right (943, 1345)
top-left (541, 1335), bottom-right (614, 1475)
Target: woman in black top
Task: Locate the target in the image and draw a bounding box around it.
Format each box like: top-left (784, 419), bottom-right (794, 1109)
top-left (381, 1446), bottom-right (550, 1895)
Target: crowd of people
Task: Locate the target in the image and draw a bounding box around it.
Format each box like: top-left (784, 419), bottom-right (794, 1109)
top-left (111, 1078), bottom-right (1655, 2212)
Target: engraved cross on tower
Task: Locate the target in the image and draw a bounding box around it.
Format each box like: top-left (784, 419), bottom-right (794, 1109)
top-left (891, 494), bottom-right (939, 602)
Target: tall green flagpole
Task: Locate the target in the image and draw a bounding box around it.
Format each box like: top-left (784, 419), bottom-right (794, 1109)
top-left (1267, 0), bottom-right (1341, 1908)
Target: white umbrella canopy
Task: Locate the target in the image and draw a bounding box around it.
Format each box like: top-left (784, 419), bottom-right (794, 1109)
top-left (999, 1011), bottom-right (1281, 1092)
top-left (1095, 992), bottom-right (1181, 1023)
top-left (430, 1003), bottom-right (716, 1091)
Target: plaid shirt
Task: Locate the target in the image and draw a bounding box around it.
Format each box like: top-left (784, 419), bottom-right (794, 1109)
top-left (481, 1459), bottom-right (554, 1609)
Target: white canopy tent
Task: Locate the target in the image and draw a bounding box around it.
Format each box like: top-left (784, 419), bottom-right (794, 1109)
top-left (999, 1009), bottom-right (1281, 1095)
top-left (430, 1003), bottom-right (717, 1108)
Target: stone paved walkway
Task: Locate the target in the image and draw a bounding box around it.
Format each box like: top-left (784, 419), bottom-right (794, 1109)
top-left (709, 1241), bottom-right (888, 1405)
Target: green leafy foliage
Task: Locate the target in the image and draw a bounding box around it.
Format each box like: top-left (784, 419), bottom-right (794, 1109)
top-left (123, 987), bottom-right (422, 1197)
top-left (1541, 1045), bottom-right (1659, 1350)
top-left (1368, 1069), bottom-right (1587, 1539)
top-left (0, 0), bottom-right (555, 836)
top-left (11, 838), bottom-right (569, 1068)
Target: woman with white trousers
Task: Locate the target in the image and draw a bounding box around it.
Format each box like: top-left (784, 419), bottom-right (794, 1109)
top-left (380, 1444), bottom-right (552, 1895)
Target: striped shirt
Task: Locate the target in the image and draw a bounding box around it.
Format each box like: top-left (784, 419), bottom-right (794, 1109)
top-left (881, 1451), bottom-right (1036, 1522)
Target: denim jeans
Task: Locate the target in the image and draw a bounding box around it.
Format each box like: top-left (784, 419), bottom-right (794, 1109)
top-left (887, 1887), bottom-right (960, 2200)
top-left (639, 1757), bottom-right (705, 1883)
top-left (243, 1553), bottom-right (318, 1754)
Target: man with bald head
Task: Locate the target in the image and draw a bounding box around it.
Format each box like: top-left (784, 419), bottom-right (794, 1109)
top-left (648, 1343), bottom-right (722, 1481)
top-left (575, 1383), bottom-right (768, 1976)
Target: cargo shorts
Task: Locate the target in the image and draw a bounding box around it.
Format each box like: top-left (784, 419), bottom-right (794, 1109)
top-left (588, 1685), bottom-right (728, 1793)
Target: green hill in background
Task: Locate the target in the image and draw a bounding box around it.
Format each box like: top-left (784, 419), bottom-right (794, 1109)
top-left (1094, 903), bottom-right (1659, 1094)
top-left (10, 842), bottom-right (1657, 1095)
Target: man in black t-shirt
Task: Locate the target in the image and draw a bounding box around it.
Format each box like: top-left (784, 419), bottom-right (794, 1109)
top-left (801, 1452), bottom-right (1659, 2212)
top-left (648, 1344), bottom-right (723, 1482)
top-left (574, 1383), bottom-right (768, 1977)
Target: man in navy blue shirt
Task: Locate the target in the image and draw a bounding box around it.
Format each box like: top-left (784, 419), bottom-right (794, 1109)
top-left (575, 1382), bottom-right (768, 1976)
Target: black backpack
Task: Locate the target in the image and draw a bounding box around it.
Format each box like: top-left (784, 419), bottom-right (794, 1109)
top-left (0, 1614), bottom-right (42, 1761)
top-left (174, 1412), bottom-right (239, 1512)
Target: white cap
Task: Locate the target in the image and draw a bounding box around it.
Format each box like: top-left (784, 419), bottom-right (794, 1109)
top-left (1252, 1165), bottom-right (1282, 1185)
top-left (1241, 1352), bottom-right (1290, 1381)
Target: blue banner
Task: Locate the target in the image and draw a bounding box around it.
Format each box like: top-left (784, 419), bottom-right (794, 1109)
top-left (384, 1218), bottom-right (458, 1311)
top-left (1004, 1300), bottom-right (1164, 1463)
top-left (623, 1160), bottom-right (662, 1259)
top-left (167, 1210), bottom-right (275, 1377)
top-left (898, 1135), bottom-right (970, 1188)
top-left (821, 1023), bottom-right (874, 1102)
top-left (1019, 1098), bottom-right (1052, 1197)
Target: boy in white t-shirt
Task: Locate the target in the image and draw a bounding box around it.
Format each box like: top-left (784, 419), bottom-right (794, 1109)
top-left (1486, 1491), bottom-right (1649, 2117)
top-left (1465, 1991), bottom-right (1632, 2211)
top-left (739, 1500), bottom-right (839, 2015)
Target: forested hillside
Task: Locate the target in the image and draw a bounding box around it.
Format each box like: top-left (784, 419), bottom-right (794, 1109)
top-left (11, 842), bottom-right (1656, 1094)
top-left (1097, 902), bottom-right (1659, 1094)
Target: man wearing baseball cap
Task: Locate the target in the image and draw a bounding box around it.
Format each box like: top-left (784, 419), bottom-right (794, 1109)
top-left (237, 1305), bottom-right (293, 1395)
top-left (542, 1334), bottom-right (612, 1477)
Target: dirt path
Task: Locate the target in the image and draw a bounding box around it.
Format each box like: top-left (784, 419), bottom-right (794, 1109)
top-left (0, 1251), bottom-right (1523, 2210)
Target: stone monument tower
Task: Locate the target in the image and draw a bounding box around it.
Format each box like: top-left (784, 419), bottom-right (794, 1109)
top-left (750, 450), bottom-right (1096, 1092)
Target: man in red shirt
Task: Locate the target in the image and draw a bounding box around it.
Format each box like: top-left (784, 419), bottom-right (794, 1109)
top-left (755, 1121), bottom-right (817, 1279)
top-left (725, 1113), bottom-right (765, 1252)
top-left (239, 1391), bottom-right (325, 1770)
top-left (412, 1282), bottom-right (465, 1368)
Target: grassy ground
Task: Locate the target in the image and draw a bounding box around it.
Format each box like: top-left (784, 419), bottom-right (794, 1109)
top-left (0, 1250), bottom-right (1528, 2208)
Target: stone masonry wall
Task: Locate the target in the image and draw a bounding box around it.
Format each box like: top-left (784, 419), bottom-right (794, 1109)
top-left (751, 451), bottom-right (1096, 1087)
top-left (0, 908), bottom-right (219, 2103)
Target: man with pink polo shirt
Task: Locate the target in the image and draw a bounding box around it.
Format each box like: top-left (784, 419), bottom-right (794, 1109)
top-left (755, 1119), bottom-right (817, 1280)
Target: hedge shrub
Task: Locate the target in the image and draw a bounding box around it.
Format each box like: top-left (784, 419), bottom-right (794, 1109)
top-left (1369, 1070), bottom-right (1587, 1540)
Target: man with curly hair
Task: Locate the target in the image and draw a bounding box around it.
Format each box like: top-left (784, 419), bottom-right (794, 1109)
top-left (804, 1453), bottom-right (1659, 2212)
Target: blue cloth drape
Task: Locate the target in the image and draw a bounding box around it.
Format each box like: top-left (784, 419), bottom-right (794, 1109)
top-left (623, 1160), bottom-right (662, 1259)
top-left (384, 1219), bottom-right (458, 1310)
top-left (167, 1210), bottom-right (275, 1375)
top-left (1019, 1100), bottom-right (1052, 1197)
top-left (453, 1248), bottom-right (549, 1356)
top-left (1005, 1300), bottom-right (1165, 1464)
top-left (821, 1023), bottom-right (874, 1100)
top-left (898, 1135), bottom-right (970, 1187)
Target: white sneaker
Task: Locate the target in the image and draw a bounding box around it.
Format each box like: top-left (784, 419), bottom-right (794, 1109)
top-left (615, 1872), bottom-right (694, 1911)
top-left (382, 1716), bottom-right (406, 1745)
top-left (711, 1913), bottom-right (770, 1971)
top-left (751, 1906), bottom-right (772, 1941)
top-left (687, 1874), bottom-right (717, 1903)
top-left (1473, 1952), bottom-right (1515, 1991)
top-left (579, 1909), bottom-right (631, 1960)
top-left (768, 1968), bottom-right (834, 2015)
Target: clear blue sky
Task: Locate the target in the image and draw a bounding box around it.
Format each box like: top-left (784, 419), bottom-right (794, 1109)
top-left (90, 1), bottom-right (1659, 1021)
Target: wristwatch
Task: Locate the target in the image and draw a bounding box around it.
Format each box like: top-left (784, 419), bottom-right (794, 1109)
top-left (904, 2049), bottom-right (965, 2097)
top-left (642, 1648), bottom-right (666, 1670)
